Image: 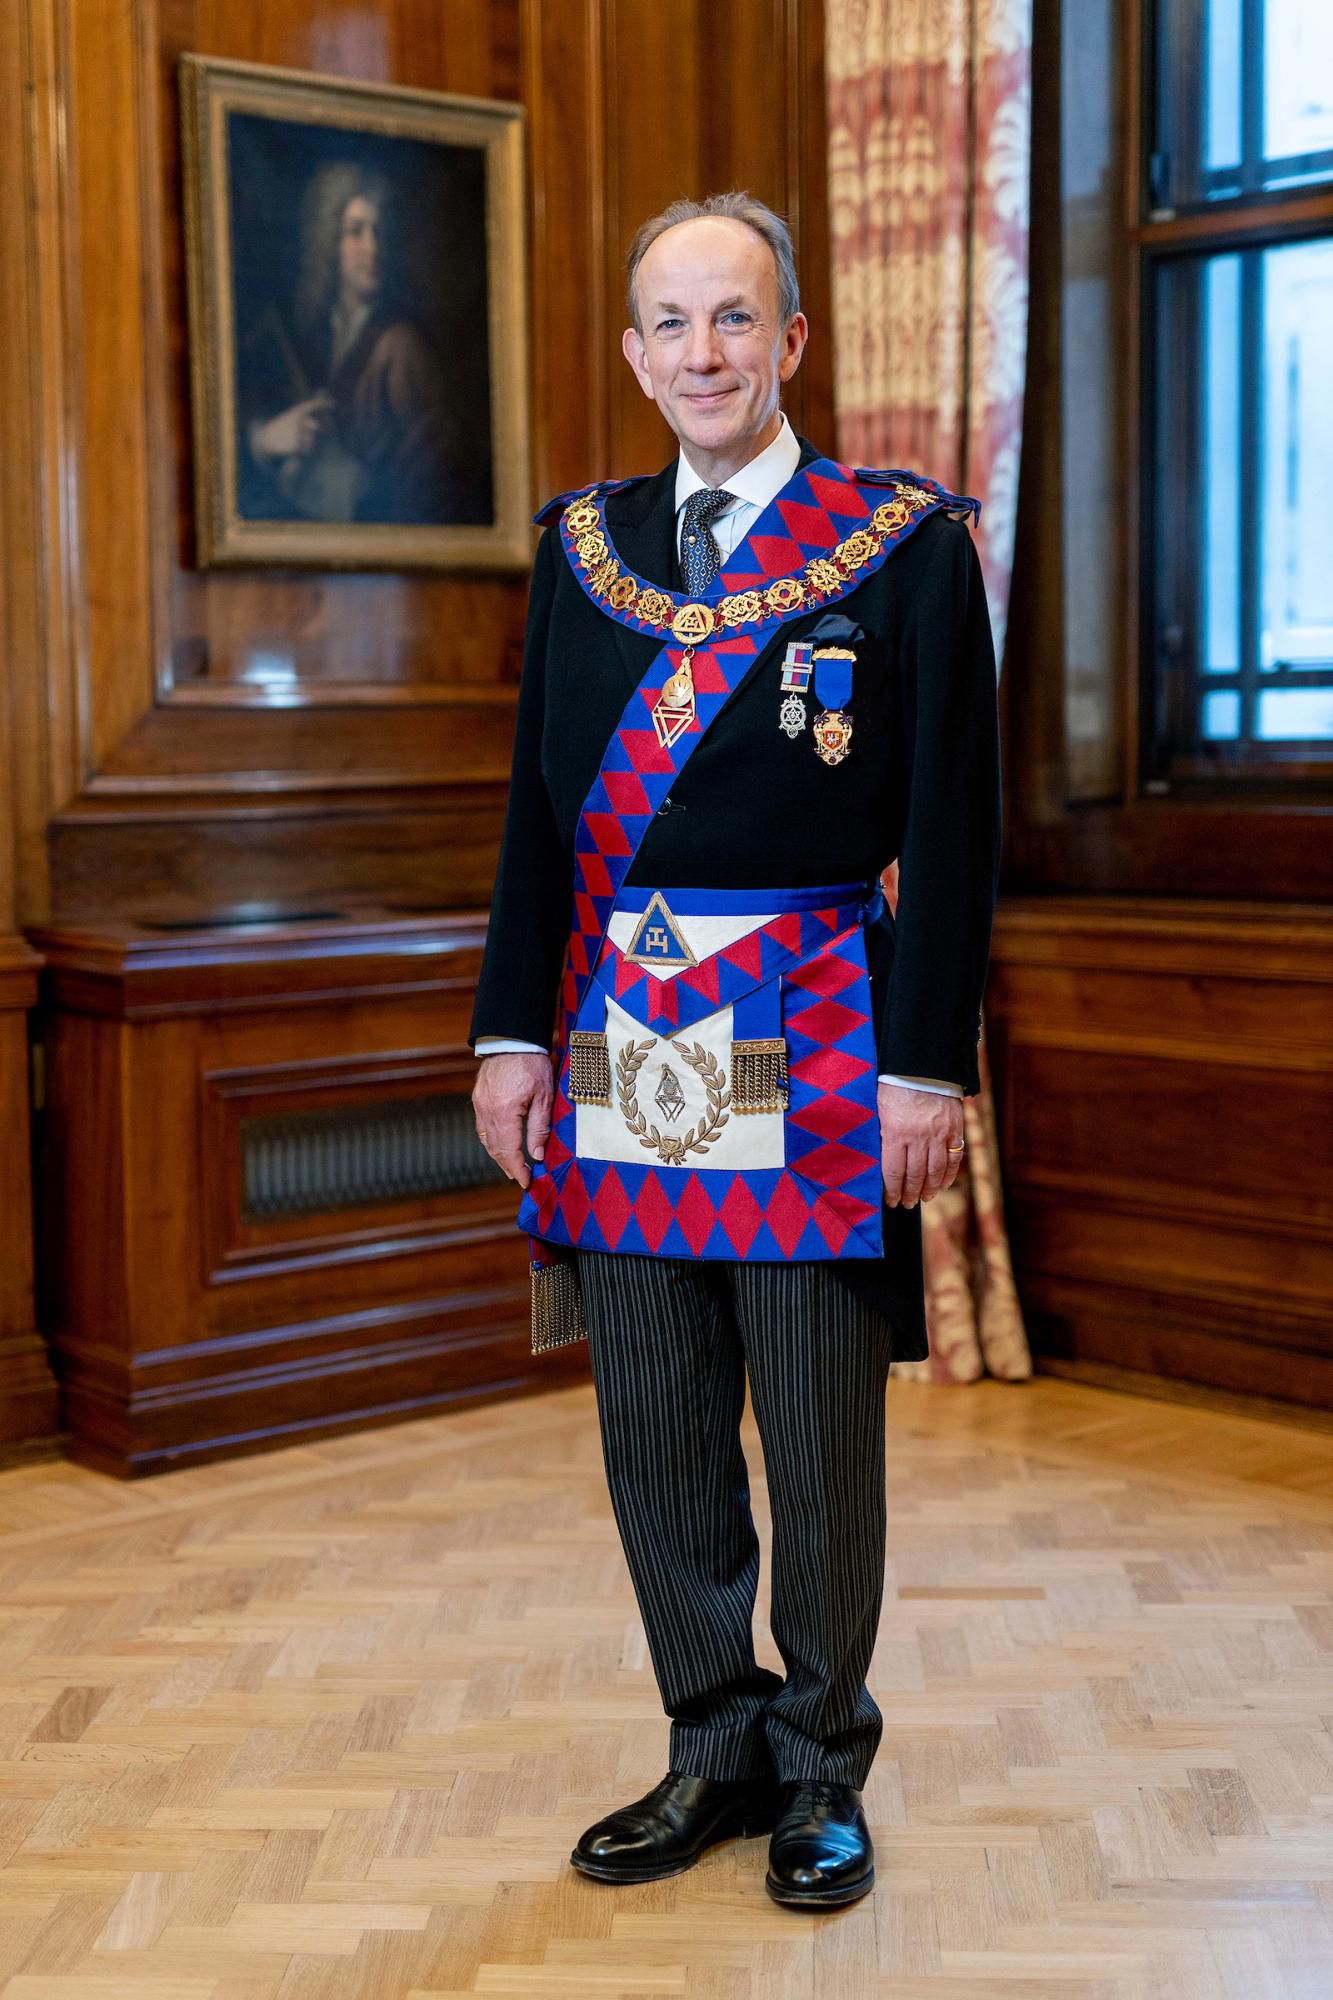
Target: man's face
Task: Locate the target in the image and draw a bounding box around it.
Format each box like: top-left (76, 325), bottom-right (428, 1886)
top-left (339, 196), bottom-right (384, 304)
top-left (622, 218), bottom-right (807, 463)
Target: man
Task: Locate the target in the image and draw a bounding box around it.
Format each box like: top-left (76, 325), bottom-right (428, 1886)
top-left (471, 193), bottom-right (1000, 1910)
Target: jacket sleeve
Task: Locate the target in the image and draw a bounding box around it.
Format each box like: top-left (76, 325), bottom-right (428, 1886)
top-left (468, 527), bottom-right (572, 1050)
top-left (879, 516), bottom-right (1001, 1095)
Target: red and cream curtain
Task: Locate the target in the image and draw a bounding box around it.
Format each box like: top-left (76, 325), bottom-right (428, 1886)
top-left (826, 0), bottom-right (1032, 1381)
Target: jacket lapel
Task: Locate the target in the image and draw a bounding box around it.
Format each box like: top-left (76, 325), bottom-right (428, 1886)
top-left (602, 462), bottom-right (677, 696)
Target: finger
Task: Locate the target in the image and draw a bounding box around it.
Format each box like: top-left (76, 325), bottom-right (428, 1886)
top-left (901, 1140), bottom-right (928, 1208)
top-left (489, 1114), bottom-right (531, 1188)
top-left (525, 1090), bottom-right (552, 1163)
top-left (881, 1136), bottom-right (908, 1207)
top-left (920, 1138), bottom-right (951, 1202)
top-left (942, 1144), bottom-right (966, 1192)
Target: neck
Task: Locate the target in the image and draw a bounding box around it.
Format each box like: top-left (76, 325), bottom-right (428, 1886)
top-left (677, 408), bottom-right (783, 489)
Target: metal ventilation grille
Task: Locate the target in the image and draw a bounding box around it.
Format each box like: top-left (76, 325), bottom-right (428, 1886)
top-left (240, 1091), bottom-right (507, 1220)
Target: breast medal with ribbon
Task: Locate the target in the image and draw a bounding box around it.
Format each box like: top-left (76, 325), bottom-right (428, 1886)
top-left (519, 457), bottom-right (980, 1352)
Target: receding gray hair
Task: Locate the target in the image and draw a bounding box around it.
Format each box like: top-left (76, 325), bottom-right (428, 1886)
top-left (625, 191), bottom-right (800, 333)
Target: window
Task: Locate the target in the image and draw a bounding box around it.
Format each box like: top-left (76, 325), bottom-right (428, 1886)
top-left (1143, 0), bottom-right (1333, 781)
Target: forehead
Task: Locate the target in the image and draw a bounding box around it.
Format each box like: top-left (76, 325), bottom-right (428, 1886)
top-left (636, 216), bottom-right (777, 304)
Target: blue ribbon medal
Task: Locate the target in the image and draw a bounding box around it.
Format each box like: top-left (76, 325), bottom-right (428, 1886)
top-left (812, 646), bottom-right (855, 766)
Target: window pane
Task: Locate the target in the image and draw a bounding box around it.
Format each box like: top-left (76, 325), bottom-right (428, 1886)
top-left (1260, 238), bottom-right (1333, 673)
top-left (1154, 0), bottom-right (1333, 206)
top-left (1204, 255), bottom-right (1241, 673)
top-left (1265, 0), bottom-right (1333, 165)
top-left (1149, 236), bottom-right (1333, 772)
top-left (1203, 690), bottom-right (1241, 739)
top-left (1206, 0), bottom-right (1242, 171)
top-left (1257, 690), bottom-right (1333, 737)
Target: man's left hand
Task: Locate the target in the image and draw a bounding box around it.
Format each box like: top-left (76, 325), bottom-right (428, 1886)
top-left (878, 1083), bottom-right (965, 1208)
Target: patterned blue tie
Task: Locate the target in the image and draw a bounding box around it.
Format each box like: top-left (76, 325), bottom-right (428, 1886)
top-left (679, 486), bottom-right (738, 596)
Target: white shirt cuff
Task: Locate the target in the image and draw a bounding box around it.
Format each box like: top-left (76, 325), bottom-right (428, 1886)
top-left (877, 1073), bottom-right (964, 1098)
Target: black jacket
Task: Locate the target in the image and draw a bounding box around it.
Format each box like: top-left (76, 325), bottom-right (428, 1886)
top-left (470, 433), bottom-right (1001, 1356)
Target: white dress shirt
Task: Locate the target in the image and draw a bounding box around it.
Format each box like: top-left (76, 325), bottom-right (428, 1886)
top-left (477, 413), bottom-right (962, 1100)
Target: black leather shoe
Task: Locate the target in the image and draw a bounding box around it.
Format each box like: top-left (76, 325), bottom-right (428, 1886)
top-left (570, 1770), bottom-right (780, 1884)
top-left (765, 1779), bottom-right (875, 1908)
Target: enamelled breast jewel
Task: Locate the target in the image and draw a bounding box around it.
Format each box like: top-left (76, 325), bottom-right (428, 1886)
top-left (812, 644), bottom-right (856, 765)
top-left (779, 639), bottom-right (814, 738)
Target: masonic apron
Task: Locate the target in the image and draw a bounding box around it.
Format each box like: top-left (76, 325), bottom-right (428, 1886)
top-left (517, 455), bottom-right (979, 1351)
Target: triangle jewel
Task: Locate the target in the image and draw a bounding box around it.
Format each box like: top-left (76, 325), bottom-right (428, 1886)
top-left (623, 892), bottom-right (697, 973)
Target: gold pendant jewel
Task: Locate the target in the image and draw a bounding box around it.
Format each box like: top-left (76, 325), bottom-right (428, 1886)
top-left (652, 650), bottom-right (697, 749)
top-left (670, 601), bottom-right (717, 646)
top-left (813, 709), bottom-right (853, 766)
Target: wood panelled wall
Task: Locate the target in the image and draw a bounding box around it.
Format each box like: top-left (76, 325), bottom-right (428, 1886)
top-left (0, 0), bottom-right (831, 1460)
top-left (986, 901), bottom-right (1333, 1412)
top-left (14, 0), bottom-right (830, 925)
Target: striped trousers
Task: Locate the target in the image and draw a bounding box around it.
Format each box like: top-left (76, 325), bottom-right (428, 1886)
top-left (575, 1250), bottom-right (895, 1788)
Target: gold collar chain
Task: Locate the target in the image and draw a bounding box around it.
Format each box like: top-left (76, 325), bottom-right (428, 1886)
top-left (561, 484), bottom-right (938, 649)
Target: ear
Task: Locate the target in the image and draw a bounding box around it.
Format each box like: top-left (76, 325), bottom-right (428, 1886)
top-left (621, 324), bottom-right (656, 402)
top-left (778, 312), bottom-right (809, 385)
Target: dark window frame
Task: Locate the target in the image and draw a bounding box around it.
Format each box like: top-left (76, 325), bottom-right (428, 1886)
top-left (1140, 0), bottom-right (1333, 787)
top-left (1001, 0), bottom-right (1333, 902)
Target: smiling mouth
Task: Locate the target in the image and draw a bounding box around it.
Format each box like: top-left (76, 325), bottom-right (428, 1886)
top-left (684, 389), bottom-right (736, 401)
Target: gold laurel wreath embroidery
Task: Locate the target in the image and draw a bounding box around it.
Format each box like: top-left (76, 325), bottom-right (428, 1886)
top-left (616, 1037), bottom-right (731, 1165)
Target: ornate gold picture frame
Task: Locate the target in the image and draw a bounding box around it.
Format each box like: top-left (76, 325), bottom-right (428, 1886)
top-left (180, 54), bottom-right (531, 570)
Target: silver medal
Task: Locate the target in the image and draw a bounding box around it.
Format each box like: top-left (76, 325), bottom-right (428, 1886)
top-left (779, 692), bottom-right (807, 738)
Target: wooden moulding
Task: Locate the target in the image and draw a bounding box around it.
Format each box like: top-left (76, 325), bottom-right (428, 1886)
top-left (987, 897), bottom-right (1333, 1412)
top-left (28, 911), bottom-right (584, 1477)
top-left (0, 936), bottom-right (60, 1449)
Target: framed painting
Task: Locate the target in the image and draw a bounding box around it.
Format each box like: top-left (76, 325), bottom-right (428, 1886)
top-left (180, 54), bottom-right (531, 570)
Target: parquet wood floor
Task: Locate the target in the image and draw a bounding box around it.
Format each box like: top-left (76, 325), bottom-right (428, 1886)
top-left (0, 1377), bottom-right (1330, 1999)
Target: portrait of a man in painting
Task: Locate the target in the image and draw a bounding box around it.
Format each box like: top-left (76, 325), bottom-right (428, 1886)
top-left (182, 57), bottom-right (530, 570)
top-left (236, 150), bottom-right (485, 529)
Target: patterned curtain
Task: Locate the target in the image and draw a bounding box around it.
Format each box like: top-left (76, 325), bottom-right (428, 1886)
top-left (826, 0), bottom-right (1032, 1382)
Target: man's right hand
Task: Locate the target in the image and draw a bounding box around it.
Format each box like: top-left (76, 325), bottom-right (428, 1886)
top-left (472, 1052), bottom-right (554, 1188)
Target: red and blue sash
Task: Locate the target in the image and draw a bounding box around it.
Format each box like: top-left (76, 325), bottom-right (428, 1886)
top-left (520, 456), bottom-right (979, 1347)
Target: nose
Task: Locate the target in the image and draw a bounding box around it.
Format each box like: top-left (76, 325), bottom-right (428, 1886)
top-left (682, 318), bottom-right (724, 374)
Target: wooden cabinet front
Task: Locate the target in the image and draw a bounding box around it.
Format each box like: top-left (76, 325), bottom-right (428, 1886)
top-left (32, 912), bottom-right (584, 1476)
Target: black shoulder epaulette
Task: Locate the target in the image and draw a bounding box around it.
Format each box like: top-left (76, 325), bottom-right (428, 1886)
top-left (532, 472), bottom-right (654, 529)
top-left (852, 465), bottom-right (982, 526)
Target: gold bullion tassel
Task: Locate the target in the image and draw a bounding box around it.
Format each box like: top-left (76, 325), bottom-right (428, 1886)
top-left (568, 1029), bottom-right (611, 1105)
top-left (531, 1259), bottom-right (587, 1353)
top-left (730, 1037), bottom-right (790, 1114)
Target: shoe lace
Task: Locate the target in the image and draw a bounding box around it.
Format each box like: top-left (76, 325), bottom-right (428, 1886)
top-left (785, 1778), bottom-right (850, 1812)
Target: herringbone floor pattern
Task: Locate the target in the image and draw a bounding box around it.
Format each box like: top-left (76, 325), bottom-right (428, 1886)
top-left (0, 1377), bottom-right (1330, 1998)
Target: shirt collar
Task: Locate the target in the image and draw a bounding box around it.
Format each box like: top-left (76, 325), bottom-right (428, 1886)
top-left (673, 411), bottom-right (801, 518)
